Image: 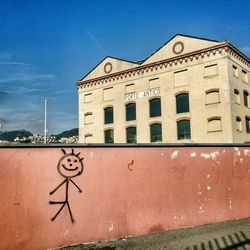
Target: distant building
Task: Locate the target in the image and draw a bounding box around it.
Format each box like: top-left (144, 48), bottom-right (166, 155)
top-left (77, 34), bottom-right (250, 143)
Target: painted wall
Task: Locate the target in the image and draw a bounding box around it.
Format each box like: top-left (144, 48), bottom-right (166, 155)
top-left (0, 146), bottom-right (250, 249)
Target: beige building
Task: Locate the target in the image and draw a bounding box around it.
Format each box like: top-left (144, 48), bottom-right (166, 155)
top-left (77, 34), bottom-right (250, 143)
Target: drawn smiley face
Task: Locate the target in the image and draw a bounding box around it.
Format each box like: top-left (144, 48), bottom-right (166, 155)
top-left (57, 153), bottom-right (84, 178)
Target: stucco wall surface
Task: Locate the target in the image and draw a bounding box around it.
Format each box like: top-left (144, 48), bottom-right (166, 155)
top-left (0, 146), bottom-right (249, 249)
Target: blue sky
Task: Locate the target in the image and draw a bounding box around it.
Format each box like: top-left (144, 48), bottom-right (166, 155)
top-left (0, 0), bottom-right (250, 134)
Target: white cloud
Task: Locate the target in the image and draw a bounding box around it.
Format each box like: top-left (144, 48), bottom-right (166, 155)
top-left (0, 62), bottom-right (30, 66)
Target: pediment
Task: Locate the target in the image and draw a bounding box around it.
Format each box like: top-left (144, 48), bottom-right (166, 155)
top-left (142, 34), bottom-right (225, 65)
top-left (81, 56), bottom-right (139, 81)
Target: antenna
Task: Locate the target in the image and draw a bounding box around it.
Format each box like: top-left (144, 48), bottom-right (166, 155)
top-left (44, 99), bottom-right (48, 144)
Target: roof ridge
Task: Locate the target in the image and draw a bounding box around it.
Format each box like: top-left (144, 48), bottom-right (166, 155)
top-left (142, 33), bottom-right (225, 64)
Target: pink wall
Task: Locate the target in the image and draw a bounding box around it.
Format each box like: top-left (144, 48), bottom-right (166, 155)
top-left (0, 146), bottom-right (250, 249)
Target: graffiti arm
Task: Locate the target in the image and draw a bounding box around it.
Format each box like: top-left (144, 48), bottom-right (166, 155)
top-left (69, 179), bottom-right (82, 193)
top-left (50, 179), bottom-right (67, 195)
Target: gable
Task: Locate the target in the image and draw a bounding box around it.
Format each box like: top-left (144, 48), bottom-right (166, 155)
top-left (81, 56), bottom-right (139, 81)
top-left (142, 34), bottom-right (225, 65)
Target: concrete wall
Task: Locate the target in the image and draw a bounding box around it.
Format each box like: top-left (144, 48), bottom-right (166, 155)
top-left (0, 145), bottom-right (250, 249)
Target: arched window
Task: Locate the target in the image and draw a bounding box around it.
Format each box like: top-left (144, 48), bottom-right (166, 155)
top-left (176, 93), bottom-right (189, 113)
top-left (245, 116), bottom-right (250, 133)
top-left (104, 129), bottom-right (114, 143)
top-left (149, 98), bottom-right (161, 117)
top-left (177, 120), bottom-right (191, 140)
top-left (126, 103), bottom-right (136, 121)
top-left (150, 123), bottom-right (162, 142)
top-left (243, 90), bottom-right (249, 107)
top-left (236, 117), bottom-right (242, 131)
top-left (126, 126), bottom-right (137, 143)
top-left (104, 107), bottom-right (113, 124)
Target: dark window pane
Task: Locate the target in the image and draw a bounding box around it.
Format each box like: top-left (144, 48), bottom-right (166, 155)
top-left (246, 117), bottom-right (250, 133)
top-left (176, 93), bottom-right (189, 113)
top-left (126, 103), bottom-right (136, 121)
top-left (150, 98), bottom-right (161, 117)
top-left (126, 127), bottom-right (137, 143)
top-left (150, 123), bottom-right (162, 142)
top-left (177, 120), bottom-right (191, 140)
top-left (104, 107), bottom-right (113, 124)
top-left (104, 129), bottom-right (114, 143)
top-left (244, 91), bottom-right (249, 107)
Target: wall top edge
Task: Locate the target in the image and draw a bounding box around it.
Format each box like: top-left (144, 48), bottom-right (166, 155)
top-left (0, 143), bottom-right (250, 148)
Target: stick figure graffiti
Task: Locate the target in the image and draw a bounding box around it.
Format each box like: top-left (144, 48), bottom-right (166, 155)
top-left (49, 149), bottom-right (84, 223)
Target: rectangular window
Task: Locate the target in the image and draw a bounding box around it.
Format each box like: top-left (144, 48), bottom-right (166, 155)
top-left (150, 123), bottom-right (162, 142)
top-left (204, 64), bottom-right (218, 77)
top-left (206, 90), bottom-right (220, 104)
top-left (125, 84), bottom-right (135, 94)
top-left (208, 118), bottom-right (222, 132)
top-left (104, 107), bottom-right (113, 124)
top-left (242, 70), bottom-right (248, 83)
top-left (234, 89), bottom-right (240, 104)
top-left (126, 127), bottom-right (137, 143)
top-left (236, 117), bottom-right (242, 132)
top-left (85, 134), bottom-right (93, 143)
top-left (177, 120), bottom-right (191, 140)
top-left (84, 93), bottom-right (92, 103)
top-left (233, 65), bottom-right (238, 77)
top-left (174, 69), bottom-right (188, 87)
top-left (103, 87), bottom-right (113, 101)
top-left (126, 103), bottom-right (136, 121)
top-left (105, 129), bottom-right (114, 143)
top-left (244, 91), bottom-right (249, 108)
top-left (149, 78), bottom-right (159, 89)
top-left (84, 113), bottom-right (93, 124)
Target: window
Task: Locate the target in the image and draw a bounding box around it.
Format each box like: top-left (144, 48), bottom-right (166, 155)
top-left (84, 93), bottom-right (92, 103)
top-left (104, 129), bottom-right (114, 143)
top-left (126, 127), bottom-right (137, 143)
top-left (176, 93), bottom-right (189, 113)
top-left (208, 117), bottom-right (222, 132)
top-left (150, 123), bottom-right (162, 142)
top-left (242, 70), bottom-right (248, 83)
top-left (204, 64), bottom-right (218, 77)
top-left (233, 65), bottom-right (238, 77)
top-left (126, 103), bottom-right (136, 121)
top-left (149, 78), bottom-right (159, 89)
top-left (245, 117), bottom-right (250, 133)
top-left (236, 117), bottom-right (242, 131)
top-left (84, 134), bottom-right (93, 143)
top-left (84, 112), bottom-right (93, 124)
top-left (177, 120), bottom-right (191, 140)
top-left (125, 83), bottom-right (135, 93)
top-left (149, 98), bottom-right (161, 117)
top-left (103, 87), bottom-right (113, 101)
top-left (104, 107), bottom-right (113, 124)
top-left (243, 90), bottom-right (249, 107)
top-left (206, 90), bottom-right (220, 104)
top-left (174, 69), bottom-right (188, 87)
top-left (234, 89), bottom-right (240, 104)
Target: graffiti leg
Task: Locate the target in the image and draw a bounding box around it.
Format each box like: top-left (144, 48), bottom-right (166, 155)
top-left (49, 201), bottom-right (75, 223)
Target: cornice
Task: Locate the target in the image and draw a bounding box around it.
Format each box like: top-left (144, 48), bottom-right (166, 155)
top-left (77, 42), bottom-right (250, 89)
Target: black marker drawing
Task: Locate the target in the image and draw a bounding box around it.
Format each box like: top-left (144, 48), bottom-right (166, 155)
top-left (49, 148), bottom-right (84, 223)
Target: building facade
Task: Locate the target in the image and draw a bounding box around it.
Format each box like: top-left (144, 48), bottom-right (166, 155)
top-left (77, 34), bottom-right (250, 143)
